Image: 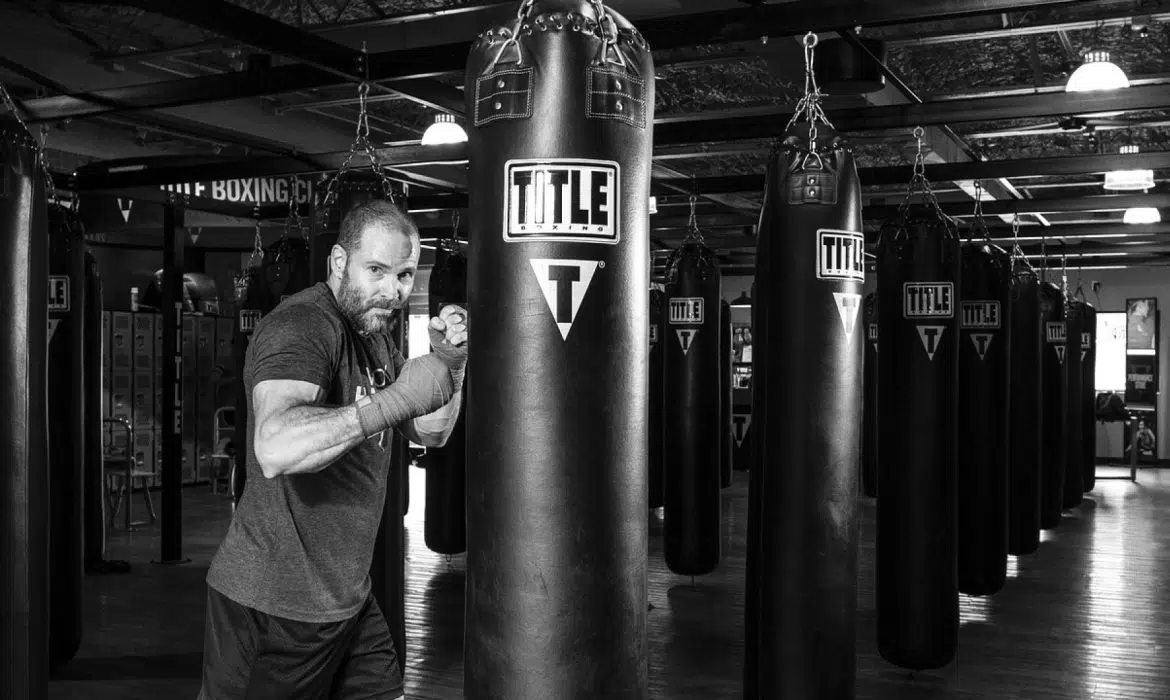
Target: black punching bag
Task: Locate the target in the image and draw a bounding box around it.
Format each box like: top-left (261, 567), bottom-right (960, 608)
top-left (649, 287), bottom-right (666, 508)
top-left (83, 253), bottom-right (107, 571)
top-left (664, 241), bottom-right (722, 576)
top-left (47, 205), bottom-right (86, 668)
top-left (463, 3), bottom-right (653, 696)
top-left (1, 117), bottom-right (50, 700)
top-left (861, 292), bottom-right (879, 498)
top-left (1062, 300), bottom-right (1085, 508)
top-left (745, 125), bottom-right (864, 698)
top-left (720, 299), bottom-right (733, 488)
top-left (371, 309), bottom-right (410, 670)
top-left (957, 241), bottom-right (1011, 596)
top-left (1039, 282), bottom-right (1066, 530)
top-left (425, 241), bottom-right (468, 555)
top-left (231, 265), bottom-right (269, 510)
top-left (876, 211), bottom-right (960, 671)
top-left (1007, 261), bottom-right (1043, 556)
top-left (1082, 303), bottom-right (1097, 492)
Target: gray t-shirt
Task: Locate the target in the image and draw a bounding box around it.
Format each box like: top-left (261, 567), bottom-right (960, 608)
top-left (206, 282), bottom-right (405, 623)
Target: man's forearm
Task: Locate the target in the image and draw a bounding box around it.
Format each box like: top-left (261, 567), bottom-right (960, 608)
top-left (404, 390), bottom-right (463, 447)
top-left (256, 404), bottom-right (366, 477)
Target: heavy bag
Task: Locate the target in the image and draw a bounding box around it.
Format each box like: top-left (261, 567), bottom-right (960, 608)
top-left (649, 286), bottom-right (666, 508)
top-left (1062, 300), bottom-right (1085, 508)
top-left (1038, 282), bottom-right (1066, 530)
top-left (731, 404), bottom-right (752, 472)
top-left (744, 125), bottom-right (864, 698)
top-left (230, 266), bottom-right (269, 510)
top-left (262, 236), bottom-right (313, 309)
top-left (463, 3), bottom-right (654, 696)
top-left (424, 243), bottom-right (468, 555)
top-left (861, 292), bottom-right (879, 498)
top-left (47, 205), bottom-right (86, 668)
top-left (663, 241), bottom-right (723, 576)
top-left (1007, 263), bottom-right (1043, 556)
top-left (370, 309), bottom-right (410, 669)
top-left (720, 299), bottom-right (733, 488)
top-left (1082, 303), bottom-right (1097, 492)
top-left (1, 117), bottom-right (50, 700)
top-left (957, 241), bottom-right (1012, 596)
top-left (876, 211), bottom-right (960, 671)
top-left (83, 253), bottom-right (107, 570)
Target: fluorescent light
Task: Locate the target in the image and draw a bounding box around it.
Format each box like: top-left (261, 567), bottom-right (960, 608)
top-left (730, 292), bottom-right (752, 309)
top-left (1066, 51), bottom-right (1130, 92)
top-left (421, 113), bottom-right (468, 146)
top-left (1124, 207), bottom-right (1163, 224)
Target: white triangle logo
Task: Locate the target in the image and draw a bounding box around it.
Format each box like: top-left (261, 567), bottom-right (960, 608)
top-left (676, 328), bottom-right (698, 354)
top-left (190, 232), bottom-right (201, 244)
top-left (970, 332), bottom-right (994, 361)
top-left (832, 292), bottom-right (862, 339)
top-left (529, 258), bottom-right (600, 341)
top-left (116, 197), bottom-right (133, 223)
top-left (1055, 345), bottom-right (1066, 364)
top-left (47, 318), bottom-right (60, 342)
top-left (1082, 350), bottom-right (1087, 362)
top-left (732, 413), bottom-right (752, 448)
top-left (917, 325), bottom-right (945, 361)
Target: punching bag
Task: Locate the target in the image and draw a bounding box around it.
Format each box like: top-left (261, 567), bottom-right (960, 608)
top-left (1007, 261), bottom-right (1043, 556)
top-left (876, 210), bottom-right (960, 671)
top-left (663, 240), bottom-right (723, 576)
top-left (370, 309), bottom-right (410, 670)
top-left (47, 205), bottom-right (85, 668)
top-left (464, 3), bottom-right (653, 696)
top-left (1062, 300), bottom-right (1085, 508)
top-left (83, 253), bottom-right (107, 571)
top-left (230, 264), bottom-right (269, 510)
top-left (424, 241), bottom-right (468, 555)
top-left (1, 117), bottom-right (50, 700)
top-left (957, 240), bottom-right (1011, 596)
top-left (649, 286), bottom-right (666, 508)
top-left (745, 124), bottom-right (864, 698)
top-left (861, 292), bottom-right (879, 498)
top-left (1082, 302), bottom-right (1097, 492)
top-left (1039, 282), bottom-right (1066, 530)
top-left (720, 299), bottom-right (733, 488)
top-left (261, 236), bottom-right (313, 308)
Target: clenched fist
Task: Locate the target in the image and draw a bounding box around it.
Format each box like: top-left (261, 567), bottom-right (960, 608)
top-left (428, 304), bottom-right (468, 390)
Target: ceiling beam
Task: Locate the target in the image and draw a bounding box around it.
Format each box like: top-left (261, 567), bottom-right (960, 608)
top-left (34, 0), bottom-right (1082, 120)
top-left (866, 192), bottom-right (1170, 219)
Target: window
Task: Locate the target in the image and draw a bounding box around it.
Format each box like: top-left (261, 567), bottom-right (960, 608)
top-left (1096, 312), bottom-right (1127, 393)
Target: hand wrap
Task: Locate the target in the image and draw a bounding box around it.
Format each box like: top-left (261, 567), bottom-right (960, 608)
top-left (355, 354), bottom-right (454, 438)
top-left (429, 324), bottom-right (468, 391)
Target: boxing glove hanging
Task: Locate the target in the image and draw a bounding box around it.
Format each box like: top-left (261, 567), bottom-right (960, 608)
top-left (875, 128), bottom-right (960, 671)
top-left (745, 36), bottom-right (863, 698)
top-left (464, 3), bottom-right (654, 697)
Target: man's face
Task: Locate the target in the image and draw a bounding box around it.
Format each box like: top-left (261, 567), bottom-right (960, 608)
top-left (336, 223), bottom-right (420, 335)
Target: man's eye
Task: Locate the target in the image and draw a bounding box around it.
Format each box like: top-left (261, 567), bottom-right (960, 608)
top-left (370, 266), bottom-right (383, 274)
top-left (399, 272), bottom-right (413, 281)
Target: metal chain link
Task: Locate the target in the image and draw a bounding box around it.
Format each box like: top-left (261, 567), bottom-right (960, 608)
top-left (684, 190), bottom-right (705, 245)
top-left (489, 0), bottom-right (538, 69)
top-left (589, 0), bottom-right (627, 68)
top-left (897, 126), bottom-right (954, 237)
top-left (317, 72), bottom-right (400, 221)
top-left (969, 180), bottom-right (990, 241)
top-left (785, 32), bottom-right (835, 157)
top-left (442, 209), bottom-right (461, 253)
top-left (0, 81), bottom-right (59, 208)
top-left (286, 174), bottom-right (308, 242)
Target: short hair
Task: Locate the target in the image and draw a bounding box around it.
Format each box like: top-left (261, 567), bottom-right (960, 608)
top-left (336, 199), bottom-right (418, 254)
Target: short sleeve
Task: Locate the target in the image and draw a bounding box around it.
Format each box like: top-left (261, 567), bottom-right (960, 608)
top-left (246, 303), bottom-right (339, 391)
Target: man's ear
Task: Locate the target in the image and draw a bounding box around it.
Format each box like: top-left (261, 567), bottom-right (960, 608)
top-left (329, 244), bottom-right (348, 278)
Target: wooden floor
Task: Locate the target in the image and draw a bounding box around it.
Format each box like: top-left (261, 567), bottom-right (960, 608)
top-left (47, 466), bottom-right (1170, 699)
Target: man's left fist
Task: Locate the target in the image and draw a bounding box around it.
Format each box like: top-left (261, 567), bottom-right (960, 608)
top-left (428, 304), bottom-right (468, 389)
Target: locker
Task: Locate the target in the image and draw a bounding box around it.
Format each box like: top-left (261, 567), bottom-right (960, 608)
top-left (133, 429), bottom-right (155, 477)
top-left (133, 312), bottom-right (156, 373)
top-left (111, 311), bottom-right (132, 373)
top-left (133, 371), bottom-right (155, 431)
top-left (110, 372), bottom-right (132, 425)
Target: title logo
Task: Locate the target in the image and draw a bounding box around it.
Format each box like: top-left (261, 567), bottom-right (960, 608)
top-left (961, 301), bottom-right (1000, 329)
top-left (504, 159), bottom-right (619, 244)
top-left (903, 282), bottom-right (954, 318)
top-left (816, 230), bottom-right (865, 282)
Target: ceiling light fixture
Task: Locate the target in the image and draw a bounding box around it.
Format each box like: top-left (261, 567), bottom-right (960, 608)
top-left (730, 292), bottom-right (753, 309)
top-left (1104, 145), bottom-right (1155, 191)
top-left (1066, 50), bottom-right (1130, 92)
top-left (1123, 207), bottom-right (1163, 225)
top-left (421, 113), bottom-right (468, 146)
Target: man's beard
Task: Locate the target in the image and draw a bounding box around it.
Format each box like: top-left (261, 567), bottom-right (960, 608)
top-left (338, 271), bottom-right (397, 335)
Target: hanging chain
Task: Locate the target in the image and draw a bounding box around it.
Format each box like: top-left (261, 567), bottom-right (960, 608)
top-left (286, 175), bottom-right (307, 242)
top-left (898, 126), bottom-right (951, 232)
top-left (588, 0), bottom-right (626, 68)
top-left (1061, 247), bottom-right (1069, 298)
top-left (970, 180), bottom-right (987, 241)
top-left (489, 0), bottom-right (538, 69)
top-left (684, 183), bottom-right (704, 244)
top-left (442, 209), bottom-right (461, 253)
top-left (235, 212), bottom-right (265, 297)
top-left (1, 81), bottom-right (59, 208)
top-left (785, 32), bottom-right (834, 158)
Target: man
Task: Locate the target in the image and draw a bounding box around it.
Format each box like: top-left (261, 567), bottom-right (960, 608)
top-left (200, 199), bottom-right (467, 699)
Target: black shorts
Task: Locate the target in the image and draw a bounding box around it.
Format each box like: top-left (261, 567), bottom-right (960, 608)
top-left (199, 585), bottom-right (403, 700)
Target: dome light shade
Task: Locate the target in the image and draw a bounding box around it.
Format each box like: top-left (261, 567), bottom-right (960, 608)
top-left (421, 113), bottom-right (467, 145)
top-left (1066, 51), bottom-right (1130, 92)
top-left (1123, 207), bottom-right (1162, 225)
top-left (1104, 145), bottom-right (1155, 191)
